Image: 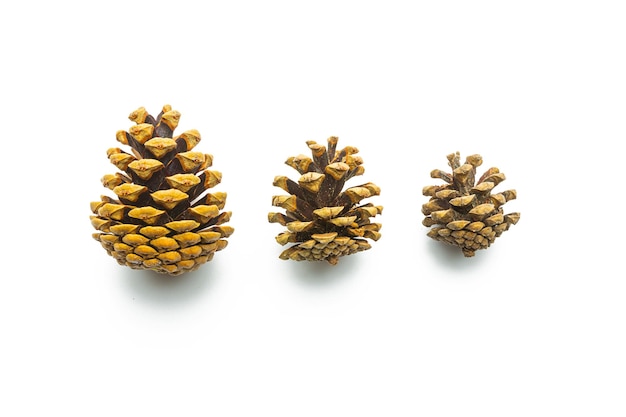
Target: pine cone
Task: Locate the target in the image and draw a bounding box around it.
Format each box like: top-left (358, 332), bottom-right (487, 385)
top-left (90, 105), bottom-right (234, 276)
top-left (269, 136), bottom-right (383, 265)
top-left (422, 152), bottom-right (520, 257)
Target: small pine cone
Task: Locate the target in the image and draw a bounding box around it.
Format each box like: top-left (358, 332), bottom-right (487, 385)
top-left (269, 136), bottom-right (383, 265)
top-left (90, 105), bottom-right (234, 276)
top-left (422, 152), bottom-right (520, 257)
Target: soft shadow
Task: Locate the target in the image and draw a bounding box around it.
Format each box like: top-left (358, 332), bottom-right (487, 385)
top-left (287, 254), bottom-right (359, 288)
top-left (426, 240), bottom-right (488, 271)
top-left (120, 264), bottom-right (218, 307)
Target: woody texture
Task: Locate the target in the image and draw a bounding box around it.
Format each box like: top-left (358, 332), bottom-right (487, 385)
top-left (269, 136), bottom-right (383, 265)
top-left (90, 105), bottom-right (234, 275)
top-left (422, 152), bottom-right (520, 257)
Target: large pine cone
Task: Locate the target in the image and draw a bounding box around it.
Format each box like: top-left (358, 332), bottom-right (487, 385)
top-left (90, 105), bottom-right (234, 275)
top-left (422, 152), bottom-right (520, 257)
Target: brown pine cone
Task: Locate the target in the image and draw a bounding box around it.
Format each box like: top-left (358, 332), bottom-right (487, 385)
top-left (422, 152), bottom-right (520, 257)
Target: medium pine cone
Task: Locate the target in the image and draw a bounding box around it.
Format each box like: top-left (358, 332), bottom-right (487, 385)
top-left (422, 152), bottom-right (520, 257)
top-left (269, 136), bottom-right (383, 265)
top-left (90, 105), bottom-right (234, 276)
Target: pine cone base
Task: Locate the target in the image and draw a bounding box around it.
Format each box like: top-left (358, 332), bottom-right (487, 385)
top-left (91, 216), bottom-right (232, 276)
top-left (278, 232), bottom-right (371, 265)
top-left (426, 215), bottom-right (518, 257)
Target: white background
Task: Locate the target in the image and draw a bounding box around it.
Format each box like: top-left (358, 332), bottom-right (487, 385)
top-left (1, 1), bottom-right (625, 416)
